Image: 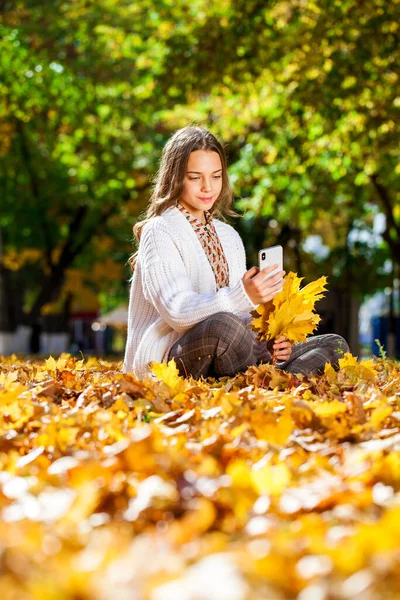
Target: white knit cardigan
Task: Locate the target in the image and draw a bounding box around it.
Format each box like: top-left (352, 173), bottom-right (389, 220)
top-left (122, 205), bottom-right (259, 381)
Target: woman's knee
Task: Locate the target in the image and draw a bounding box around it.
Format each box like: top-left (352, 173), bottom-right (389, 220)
top-left (205, 311), bottom-right (242, 324)
top-left (204, 312), bottom-right (253, 351)
top-left (324, 334), bottom-right (350, 355)
top-left (204, 311), bottom-right (245, 334)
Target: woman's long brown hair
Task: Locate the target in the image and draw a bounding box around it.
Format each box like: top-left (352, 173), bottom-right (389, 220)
top-left (126, 125), bottom-right (239, 276)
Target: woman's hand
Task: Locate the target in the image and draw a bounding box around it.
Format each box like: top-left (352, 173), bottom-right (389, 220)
top-left (268, 335), bottom-right (293, 362)
top-left (242, 265), bottom-right (285, 305)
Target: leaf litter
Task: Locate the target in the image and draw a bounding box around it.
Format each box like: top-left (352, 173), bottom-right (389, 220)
top-left (0, 351), bottom-right (400, 599)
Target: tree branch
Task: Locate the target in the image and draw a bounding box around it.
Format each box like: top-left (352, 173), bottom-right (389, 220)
top-left (67, 203), bottom-right (119, 264)
top-left (57, 205), bottom-right (89, 268)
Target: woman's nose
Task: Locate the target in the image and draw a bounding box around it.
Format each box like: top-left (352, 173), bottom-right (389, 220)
top-left (201, 179), bottom-right (212, 191)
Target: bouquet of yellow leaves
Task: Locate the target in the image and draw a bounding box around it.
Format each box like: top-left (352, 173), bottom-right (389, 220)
top-left (250, 272), bottom-right (328, 344)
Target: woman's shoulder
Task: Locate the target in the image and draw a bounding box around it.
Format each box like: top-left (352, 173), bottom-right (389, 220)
top-left (141, 208), bottom-right (187, 248)
top-left (213, 217), bottom-right (243, 242)
top-left (142, 210), bottom-right (175, 236)
top-left (142, 215), bottom-right (163, 233)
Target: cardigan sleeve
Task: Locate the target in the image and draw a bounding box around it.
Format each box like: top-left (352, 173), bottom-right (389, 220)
top-left (140, 219), bottom-right (258, 334)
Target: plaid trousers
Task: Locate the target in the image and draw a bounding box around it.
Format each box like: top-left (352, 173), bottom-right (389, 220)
top-left (167, 311), bottom-right (350, 380)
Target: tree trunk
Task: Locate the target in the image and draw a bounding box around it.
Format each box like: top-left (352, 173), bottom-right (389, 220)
top-left (0, 227), bottom-right (24, 332)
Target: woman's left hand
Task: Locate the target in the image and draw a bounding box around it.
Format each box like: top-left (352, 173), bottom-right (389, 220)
top-left (271, 335), bottom-right (293, 362)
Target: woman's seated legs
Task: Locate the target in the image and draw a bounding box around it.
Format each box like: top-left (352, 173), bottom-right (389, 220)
top-left (168, 321), bottom-right (349, 379)
top-left (167, 311), bottom-right (257, 379)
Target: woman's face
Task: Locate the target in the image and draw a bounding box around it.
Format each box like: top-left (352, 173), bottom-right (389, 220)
top-left (180, 150), bottom-right (223, 223)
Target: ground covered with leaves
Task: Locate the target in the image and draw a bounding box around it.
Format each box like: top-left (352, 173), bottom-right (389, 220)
top-left (1, 353), bottom-right (400, 600)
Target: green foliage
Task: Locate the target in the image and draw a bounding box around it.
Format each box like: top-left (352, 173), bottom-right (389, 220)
top-left (0, 0), bottom-right (399, 323)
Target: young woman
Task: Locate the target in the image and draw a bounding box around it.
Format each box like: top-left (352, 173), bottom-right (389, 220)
top-left (123, 126), bottom-right (349, 381)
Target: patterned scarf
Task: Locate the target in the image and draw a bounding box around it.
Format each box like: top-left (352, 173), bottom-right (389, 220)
top-left (177, 202), bottom-right (230, 290)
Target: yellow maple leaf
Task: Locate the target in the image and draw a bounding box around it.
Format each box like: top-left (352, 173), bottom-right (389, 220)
top-left (251, 272), bottom-right (327, 343)
top-left (361, 359), bottom-right (378, 373)
top-left (150, 358), bottom-right (185, 392)
top-left (339, 352), bottom-right (358, 369)
top-left (338, 352), bottom-right (377, 381)
top-left (276, 311), bottom-right (321, 343)
top-left (299, 278), bottom-right (328, 304)
top-left (275, 272), bottom-right (302, 308)
top-left (56, 357), bottom-right (68, 371)
top-left (35, 371), bottom-right (47, 382)
top-left (0, 371), bottom-right (19, 388)
top-left (267, 295), bottom-right (307, 340)
top-left (249, 300), bottom-right (274, 337)
top-left (324, 362), bottom-right (337, 383)
top-left (45, 355), bottom-right (57, 373)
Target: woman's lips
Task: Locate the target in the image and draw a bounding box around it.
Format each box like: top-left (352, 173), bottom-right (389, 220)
top-left (199, 197), bottom-right (213, 201)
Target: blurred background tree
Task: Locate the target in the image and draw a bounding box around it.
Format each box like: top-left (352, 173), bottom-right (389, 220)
top-left (1, 0), bottom-right (399, 351)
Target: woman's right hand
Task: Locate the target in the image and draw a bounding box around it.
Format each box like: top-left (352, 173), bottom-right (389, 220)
top-left (242, 264), bottom-right (285, 305)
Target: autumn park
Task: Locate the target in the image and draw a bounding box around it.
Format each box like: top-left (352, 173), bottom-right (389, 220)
top-left (1, 0), bottom-right (400, 598)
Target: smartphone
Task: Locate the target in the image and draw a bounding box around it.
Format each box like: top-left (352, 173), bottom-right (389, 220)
top-left (258, 245), bottom-right (283, 288)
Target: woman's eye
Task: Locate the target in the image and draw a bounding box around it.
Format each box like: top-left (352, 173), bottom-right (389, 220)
top-left (188, 176), bottom-right (221, 180)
